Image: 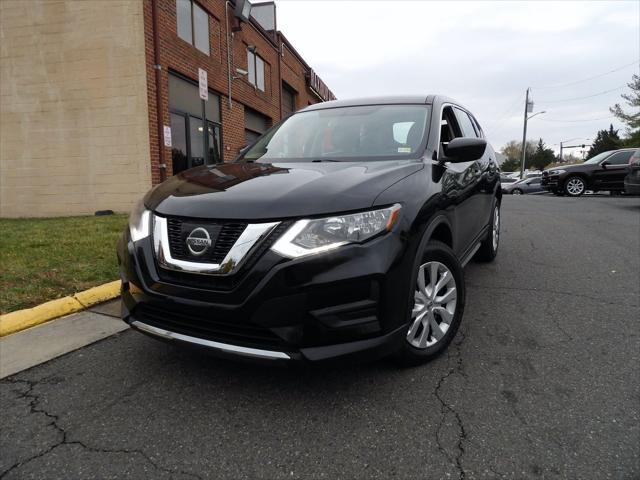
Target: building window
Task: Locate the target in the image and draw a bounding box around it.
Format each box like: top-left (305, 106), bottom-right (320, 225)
top-left (244, 108), bottom-right (270, 146)
top-left (247, 49), bottom-right (265, 91)
top-left (176, 0), bottom-right (210, 55)
top-left (282, 82), bottom-right (296, 117)
top-left (169, 73), bottom-right (222, 174)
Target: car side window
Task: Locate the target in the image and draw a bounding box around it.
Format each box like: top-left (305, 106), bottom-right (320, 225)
top-left (453, 108), bottom-right (478, 138)
top-left (605, 151), bottom-right (634, 165)
top-left (470, 115), bottom-right (484, 138)
top-left (529, 178), bottom-right (540, 184)
top-left (439, 106), bottom-right (462, 158)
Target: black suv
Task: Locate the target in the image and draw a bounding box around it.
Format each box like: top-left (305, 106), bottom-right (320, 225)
top-left (117, 96), bottom-right (501, 365)
top-left (542, 148), bottom-right (638, 196)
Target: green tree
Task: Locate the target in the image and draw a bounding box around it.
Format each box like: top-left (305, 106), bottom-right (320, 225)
top-left (587, 125), bottom-right (622, 158)
top-left (499, 140), bottom-right (536, 172)
top-left (500, 157), bottom-right (520, 172)
top-left (529, 138), bottom-right (556, 170)
top-left (610, 73), bottom-right (639, 146)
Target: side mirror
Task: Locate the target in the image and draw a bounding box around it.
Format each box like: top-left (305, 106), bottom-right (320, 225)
top-left (444, 137), bottom-right (487, 163)
top-left (601, 160), bottom-right (609, 168)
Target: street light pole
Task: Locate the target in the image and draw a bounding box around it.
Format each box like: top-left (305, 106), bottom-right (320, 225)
top-left (520, 87), bottom-right (530, 180)
top-left (559, 142), bottom-right (563, 162)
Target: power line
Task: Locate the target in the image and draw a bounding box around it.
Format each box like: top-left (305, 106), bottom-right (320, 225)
top-left (484, 92), bottom-right (526, 135)
top-left (535, 85), bottom-right (627, 104)
top-left (538, 115), bottom-right (616, 123)
top-left (532, 60), bottom-right (639, 90)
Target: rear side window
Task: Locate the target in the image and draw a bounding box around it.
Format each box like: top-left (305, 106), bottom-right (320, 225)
top-left (606, 151), bottom-right (634, 165)
top-left (454, 108), bottom-right (478, 138)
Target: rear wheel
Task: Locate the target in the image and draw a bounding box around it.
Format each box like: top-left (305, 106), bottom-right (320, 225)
top-left (475, 200), bottom-right (500, 262)
top-left (395, 241), bottom-right (465, 366)
top-left (512, 188), bottom-right (523, 195)
top-left (565, 176), bottom-right (586, 196)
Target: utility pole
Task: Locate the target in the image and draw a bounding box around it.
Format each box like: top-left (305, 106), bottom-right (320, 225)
top-left (559, 142), bottom-right (563, 162)
top-left (520, 87), bottom-right (530, 180)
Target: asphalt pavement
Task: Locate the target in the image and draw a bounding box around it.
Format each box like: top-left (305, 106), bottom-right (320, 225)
top-left (1, 195), bottom-right (639, 480)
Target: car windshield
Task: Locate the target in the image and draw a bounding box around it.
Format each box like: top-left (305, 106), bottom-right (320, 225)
top-left (583, 151), bottom-right (613, 164)
top-left (239, 105), bottom-right (431, 162)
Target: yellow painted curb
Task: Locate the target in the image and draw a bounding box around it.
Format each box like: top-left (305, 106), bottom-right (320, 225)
top-left (0, 280), bottom-right (121, 337)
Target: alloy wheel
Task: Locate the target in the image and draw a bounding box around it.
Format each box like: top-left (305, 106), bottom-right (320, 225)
top-left (406, 261), bottom-right (457, 349)
top-left (566, 178), bottom-right (585, 196)
top-left (512, 189), bottom-right (522, 195)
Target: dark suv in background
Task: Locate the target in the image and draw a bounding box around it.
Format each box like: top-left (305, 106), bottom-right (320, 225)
top-left (542, 148), bottom-right (638, 196)
top-left (118, 95), bottom-right (502, 366)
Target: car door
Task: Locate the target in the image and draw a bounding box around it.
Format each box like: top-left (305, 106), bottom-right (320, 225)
top-left (453, 107), bottom-right (494, 238)
top-left (524, 177), bottom-right (543, 193)
top-left (592, 150), bottom-right (635, 190)
top-left (437, 105), bottom-right (485, 255)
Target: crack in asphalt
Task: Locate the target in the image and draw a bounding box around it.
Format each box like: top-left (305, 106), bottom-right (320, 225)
top-left (433, 329), bottom-right (468, 480)
top-left (0, 377), bottom-right (203, 480)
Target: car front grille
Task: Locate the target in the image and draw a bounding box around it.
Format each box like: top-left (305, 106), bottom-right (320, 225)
top-left (134, 302), bottom-right (287, 349)
top-left (156, 221), bottom-right (293, 290)
top-left (166, 218), bottom-right (248, 263)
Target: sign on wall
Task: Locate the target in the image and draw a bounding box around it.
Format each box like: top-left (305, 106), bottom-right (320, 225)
top-left (163, 125), bottom-right (172, 147)
top-left (198, 68), bottom-right (208, 101)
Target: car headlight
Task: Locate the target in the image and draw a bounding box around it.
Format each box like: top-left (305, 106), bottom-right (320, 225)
top-left (129, 199), bottom-right (151, 242)
top-left (272, 204), bottom-right (401, 258)
top-left (550, 169), bottom-right (565, 175)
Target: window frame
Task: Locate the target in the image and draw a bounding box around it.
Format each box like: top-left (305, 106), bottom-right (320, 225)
top-left (176, 0), bottom-right (210, 56)
top-left (247, 49), bottom-right (266, 92)
top-left (168, 72), bottom-right (223, 174)
top-left (604, 150), bottom-right (634, 166)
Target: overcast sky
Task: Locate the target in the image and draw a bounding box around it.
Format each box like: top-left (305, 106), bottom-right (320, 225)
top-left (275, 0), bottom-right (639, 155)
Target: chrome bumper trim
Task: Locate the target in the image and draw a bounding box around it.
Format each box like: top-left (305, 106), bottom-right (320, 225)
top-left (131, 320), bottom-right (291, 360)
top-left (153, 215), bottom-right (279, 275)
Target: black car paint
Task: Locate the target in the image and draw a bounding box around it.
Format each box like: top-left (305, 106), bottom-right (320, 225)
top-left (118, 95), bottom-right (501, 364)
top-left (542, 149), bottom-right (636, 193)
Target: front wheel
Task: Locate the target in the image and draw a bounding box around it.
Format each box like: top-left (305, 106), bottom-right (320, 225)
top-left (395, 241), bottom-right (465, 366)
top-left (511, 188), bottom-right (523, 195)
top-left (565, 176), bottom-right (586, 196)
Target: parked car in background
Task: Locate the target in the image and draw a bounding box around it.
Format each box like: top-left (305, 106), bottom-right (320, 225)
top-left (500, 175), bottom-right (517, 185)
top-left (503, 176), bottom-right (544, 195)
top-left (624, 149), bottom-right (640, 195)
top-left (118, 95), bottom-right (502, 366)
top-left (542, 148), bottom-right (638, 196)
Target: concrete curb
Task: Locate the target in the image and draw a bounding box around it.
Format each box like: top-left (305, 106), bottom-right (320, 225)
top-left (0, 280), bottom-right (121, 337)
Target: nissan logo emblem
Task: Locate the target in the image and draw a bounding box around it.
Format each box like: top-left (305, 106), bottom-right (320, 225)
top-left (186, 227), bottom-right (212, 256)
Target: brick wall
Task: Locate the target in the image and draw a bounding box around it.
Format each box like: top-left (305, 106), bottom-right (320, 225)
top-left (0, 0), bottom-right (152, 217)
top-left (143, 0), bottom-right (327, 181)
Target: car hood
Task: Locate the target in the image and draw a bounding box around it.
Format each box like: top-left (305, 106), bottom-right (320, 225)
top-left (547, 163), bottom-right (583, 172)
top-left (146, 160), bottom-right (423, 220)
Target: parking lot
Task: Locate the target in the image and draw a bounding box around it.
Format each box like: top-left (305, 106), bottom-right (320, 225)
top-left (1, 195), bottom-right (638, 479)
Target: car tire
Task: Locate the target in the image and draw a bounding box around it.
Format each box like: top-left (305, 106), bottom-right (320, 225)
top-left (475, 200), bottom-right (500, 262)
top-left (512, 188), bottom-right (523, 195)
top-left (394, 240), bottom-right (466, 366)
top-left (564, 176), bottom-right (586, 196)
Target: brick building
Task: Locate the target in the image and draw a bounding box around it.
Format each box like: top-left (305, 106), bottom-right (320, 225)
top-left (0, 0), bottom-right (334, 217)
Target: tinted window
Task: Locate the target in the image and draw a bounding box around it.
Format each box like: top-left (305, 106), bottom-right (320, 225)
top-left (529, 178), bottom-right (541, 184)
top-left (193, 3), bottom-right (209, 55)
top-left (176, 0), bottom-right (209, 55)
top-left (242, 105), bottom-right (431, 162)
top-left (282, 83), bottom-right (296, 117)
top-left (176, 0), bottom-right (192, 44)
top-left (454, 108), bottom-right (478, 138)
top-left (606, 151), bottom-right (634, 165)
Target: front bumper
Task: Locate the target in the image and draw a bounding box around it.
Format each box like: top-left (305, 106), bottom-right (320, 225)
top-left (541, 176), bottom-right (560, 191)
top-left (117, 221), bottom-right (414, 364)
